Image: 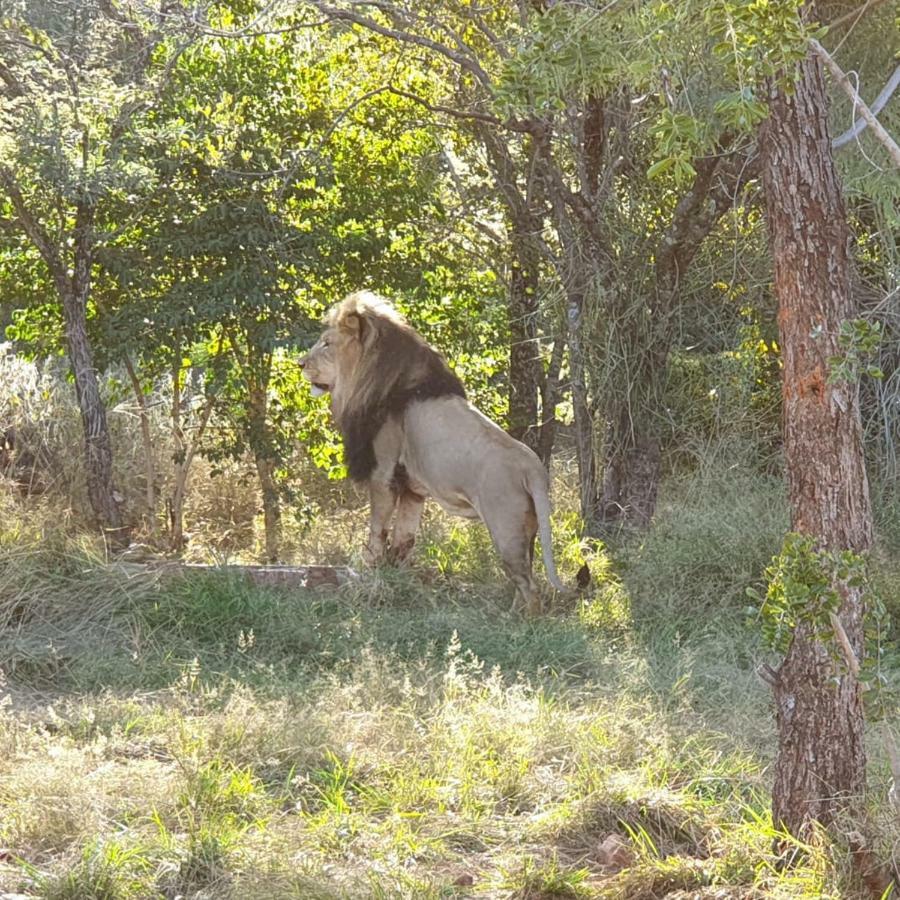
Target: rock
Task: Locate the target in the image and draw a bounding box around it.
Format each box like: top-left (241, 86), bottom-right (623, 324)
top-left (452, 872), bottom-right (474, 886)
top-left (597, 833), bottom-right (634, 871)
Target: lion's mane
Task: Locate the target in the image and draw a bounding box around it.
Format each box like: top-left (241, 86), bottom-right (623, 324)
top-left (329, 292), bottom-right (465, 482)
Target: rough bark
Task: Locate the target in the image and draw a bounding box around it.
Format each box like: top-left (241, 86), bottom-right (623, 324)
top-left (66, 201), bottom-right (126, 539)
top-left (762, 50), bottom-right (872, 837)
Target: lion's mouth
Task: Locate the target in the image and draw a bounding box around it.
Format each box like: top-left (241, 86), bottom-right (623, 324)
top-left (310, 382), bottom-right (331, 397)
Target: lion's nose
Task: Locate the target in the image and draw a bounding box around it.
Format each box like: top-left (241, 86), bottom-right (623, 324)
top-left (298, 356), bottom-right (307, 369)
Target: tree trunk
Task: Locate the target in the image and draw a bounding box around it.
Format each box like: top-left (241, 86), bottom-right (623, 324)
top-left (124, 355), bottom-right (157, 537)
top-left (507, 219), bottom-right (543, 453)
top-left (597, 413), bottom-right (661, 529)
top-left (65, 202), bottom-right (126, 541)
top-left (537, 329), bottom-right (565, 467)
top-left (762, 49), bottom-right (872, 836)
top-left (566, 289), bottom-right (600, 522)
top-left (168, 356), bottom-right (214, 553)
top-left (248, 384), bottom-right (281, 563)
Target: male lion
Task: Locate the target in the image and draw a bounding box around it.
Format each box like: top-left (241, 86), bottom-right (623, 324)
top-left (299, 291), bottom-right (566, 615)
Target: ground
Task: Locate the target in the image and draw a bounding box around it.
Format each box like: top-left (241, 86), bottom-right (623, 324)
top-left (1, 470), bottom-right (898, 899)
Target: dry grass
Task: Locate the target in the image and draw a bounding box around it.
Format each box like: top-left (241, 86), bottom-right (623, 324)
top-left (1, 503), bottom-right (898, 898)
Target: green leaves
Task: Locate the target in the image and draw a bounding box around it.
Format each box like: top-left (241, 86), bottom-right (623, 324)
top-left (751, 532), bottom-right (867, 657)
top-left (827, 318), bottom-right (884, 385)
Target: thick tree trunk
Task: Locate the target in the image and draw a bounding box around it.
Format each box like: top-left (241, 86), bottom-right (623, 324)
top-left (762, 50), bottom-right (872, 836)
top-left (65, 202), bottom-right (126, 541)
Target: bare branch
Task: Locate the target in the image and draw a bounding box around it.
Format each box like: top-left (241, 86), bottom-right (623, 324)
top-left (828, 0), bottom-right (890, 30)
top-left (832, 65), bottom-right (900, 150)
top-left (811, 39), bottom-right (900, 168)
top-left (307, 1), bottom-right (493, 90)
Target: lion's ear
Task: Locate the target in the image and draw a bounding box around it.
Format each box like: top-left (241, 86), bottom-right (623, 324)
top-left (342, 312), bottom-right (368, 342)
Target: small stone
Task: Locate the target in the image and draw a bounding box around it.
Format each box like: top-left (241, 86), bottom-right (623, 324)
top-left (452, 872), bottom-right (474, 886)
top-left (597, 833), bottom-right (634, 871)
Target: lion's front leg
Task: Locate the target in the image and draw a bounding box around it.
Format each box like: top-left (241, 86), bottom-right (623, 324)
top-left (364, 480), bottom-right (396, 566)
top-left (388, 490), bottom-right (425, 564)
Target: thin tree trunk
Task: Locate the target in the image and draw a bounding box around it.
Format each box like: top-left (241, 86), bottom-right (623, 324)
top-left (566, 289), bottom-right (599, 521)
top-left (248, 383), bottom-right (281, 564)
top-left (538, 329), bottom-right (565, 467)
top-left (508, 219), bottom-right (543, 453)
top-left (124, 354), bottom-right (157, 536)
top-left (66, 201), bottom-right (126, 541)
top-left (762, 48), bottom-right (872, 836)
top-left (168, 357), bottom-right (214, 553)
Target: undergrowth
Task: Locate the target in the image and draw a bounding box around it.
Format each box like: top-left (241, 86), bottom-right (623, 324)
top-left (1, 467), bottom-right (899, 898)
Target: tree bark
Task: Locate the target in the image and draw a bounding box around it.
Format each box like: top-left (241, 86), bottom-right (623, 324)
top-left (248, 383), bottom-right (281, 563)
top-left (507, 219), bottom-right (543, 452)
top-left (762, 49), bottom-right (873, 836)
top-left (124, 354), bottom-right (157, 536)
top-left (66, 200), bottom-right (126, 540)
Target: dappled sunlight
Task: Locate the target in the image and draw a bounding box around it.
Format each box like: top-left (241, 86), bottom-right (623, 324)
top-left (1, 516), bottom-right (881, 897)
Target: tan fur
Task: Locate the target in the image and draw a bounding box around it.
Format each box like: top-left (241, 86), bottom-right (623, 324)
top-left (299, 291), bottom-right (565, 615)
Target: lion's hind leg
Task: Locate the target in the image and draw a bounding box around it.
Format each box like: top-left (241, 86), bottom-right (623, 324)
top-left (483, 500), bottom-right (543, 617)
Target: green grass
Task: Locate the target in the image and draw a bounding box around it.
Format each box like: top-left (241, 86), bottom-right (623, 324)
top-left (1, 469), bottom-right (899, 898)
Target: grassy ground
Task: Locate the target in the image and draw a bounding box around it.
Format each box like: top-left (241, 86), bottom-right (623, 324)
top-left (1, 470), bottom-right (898, 899)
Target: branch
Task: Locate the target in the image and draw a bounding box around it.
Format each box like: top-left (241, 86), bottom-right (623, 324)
top-left (308, 1), bottom-right (493, 91)
top-left (832, 65), bottom-right (900, 150)
top-left (0, 165), bottom-right (67, 294)
top-left (829, 610), bottom-right (861, 677)
top-left (811, 39), bottom-right (900, 168)
top-left (829, 0), bottom-right (890, 30)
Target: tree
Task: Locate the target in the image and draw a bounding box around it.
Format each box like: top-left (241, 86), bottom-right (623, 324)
top-left (307, 0), bottom-right (763, 531)
top-left (761, 43), bottom-right (874, 835)
top-left (98, 9), bottom-right (456, 559)
top-left (0, 1), bottom-right (189, 541)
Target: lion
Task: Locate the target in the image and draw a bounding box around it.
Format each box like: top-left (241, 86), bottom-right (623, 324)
top-left (299, 291), bottom-right (567, 615)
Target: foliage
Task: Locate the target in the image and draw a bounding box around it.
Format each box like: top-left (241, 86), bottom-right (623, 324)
top-left (751, 532), bottom-right (867, 656)
top-left (828, 318), bottom-right (884, 384)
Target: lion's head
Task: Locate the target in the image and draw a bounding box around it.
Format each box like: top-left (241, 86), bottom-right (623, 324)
top-left (299, 291), bottom-right (465, 481)
top-left (299, 291), bottom-right (403, 399)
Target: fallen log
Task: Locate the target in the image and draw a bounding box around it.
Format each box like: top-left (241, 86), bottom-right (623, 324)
top-left (112, 560), bottom-right (358, 589)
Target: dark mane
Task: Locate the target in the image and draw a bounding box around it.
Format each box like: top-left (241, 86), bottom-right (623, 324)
top-left (336, 307), bottom-right (465, 483)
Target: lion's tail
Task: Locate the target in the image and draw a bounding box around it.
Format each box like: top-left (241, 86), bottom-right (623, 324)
top-left (526, 467), bottom-right (567, 593)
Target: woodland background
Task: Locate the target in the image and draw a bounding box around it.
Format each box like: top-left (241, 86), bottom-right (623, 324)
top-left (0, 1), bottom-right (899, 897)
